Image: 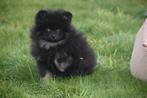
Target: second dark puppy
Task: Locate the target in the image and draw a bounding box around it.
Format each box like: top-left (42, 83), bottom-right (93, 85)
top-left (31, 9), bottom-right (96, 79)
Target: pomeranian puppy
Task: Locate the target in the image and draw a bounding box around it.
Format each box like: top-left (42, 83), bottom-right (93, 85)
top-left (30, 9), bottom-right (96, 79)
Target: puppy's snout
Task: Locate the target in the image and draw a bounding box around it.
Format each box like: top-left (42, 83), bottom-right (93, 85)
top-left (50, 34), bottom-right (56, 40)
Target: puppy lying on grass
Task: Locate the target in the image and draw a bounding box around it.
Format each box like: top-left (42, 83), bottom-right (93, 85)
top-left (30, 9), bottom-right (96, 80)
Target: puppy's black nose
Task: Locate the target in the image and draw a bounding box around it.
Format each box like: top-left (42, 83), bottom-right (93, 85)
top-left (50, 34), bottom-right (56, 40)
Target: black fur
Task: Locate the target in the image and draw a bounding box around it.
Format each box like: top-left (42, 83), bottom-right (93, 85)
top-left (31, 9), bottom-right (96, 77)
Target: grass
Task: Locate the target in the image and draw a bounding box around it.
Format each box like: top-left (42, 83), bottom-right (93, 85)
top-left (0, 0), bottom-right (147, 98)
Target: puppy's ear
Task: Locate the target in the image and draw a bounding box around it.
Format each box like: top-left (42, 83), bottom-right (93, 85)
top-left (62, 11), bottom-right (72, 23)
top-left (35, 10), bottom-right (47, 20)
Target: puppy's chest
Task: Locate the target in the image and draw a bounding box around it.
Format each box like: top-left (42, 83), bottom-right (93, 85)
top-left (40, 43), bottom-right (71, 63)
top-left (44, 47), bottom-right (61, 61)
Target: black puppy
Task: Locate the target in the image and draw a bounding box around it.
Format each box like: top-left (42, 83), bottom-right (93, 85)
top-left (31, 9), bottom-right (96, 79)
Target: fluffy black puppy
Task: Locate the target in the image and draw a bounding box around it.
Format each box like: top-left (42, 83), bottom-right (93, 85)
top-left (31, 9), bottom-right (96, 79)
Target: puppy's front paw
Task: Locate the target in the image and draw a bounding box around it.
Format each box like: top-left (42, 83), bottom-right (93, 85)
top-left (41, 72), bottom-right (53, 81)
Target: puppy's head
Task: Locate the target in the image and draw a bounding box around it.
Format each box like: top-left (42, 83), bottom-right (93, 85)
top-left (34, 9), bottom-right (72, 42)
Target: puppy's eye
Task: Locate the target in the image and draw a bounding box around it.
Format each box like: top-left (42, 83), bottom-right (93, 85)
top-left (47, 28), bottom-right (51, 32)
top-left (63, 16), bottom-right (68, 20)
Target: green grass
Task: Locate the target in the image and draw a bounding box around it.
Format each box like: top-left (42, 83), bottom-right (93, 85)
top-left (0, 0), bottom-right (147, 98)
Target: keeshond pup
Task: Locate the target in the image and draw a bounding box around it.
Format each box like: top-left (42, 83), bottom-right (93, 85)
top-left (30, 9), bottom-right (96, 80)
